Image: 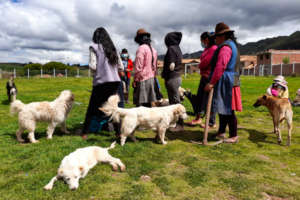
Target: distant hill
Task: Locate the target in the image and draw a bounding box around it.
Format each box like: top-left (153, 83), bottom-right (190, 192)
top-left (159, 31), bottom-right (300, 59)
top-left (239, 31), bottom-right (300, 55)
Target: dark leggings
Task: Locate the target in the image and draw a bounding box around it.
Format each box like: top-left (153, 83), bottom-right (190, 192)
top-left (82, 81), bottom-right (120, 134)
top-left (218, 111), bottom-right (237, 138)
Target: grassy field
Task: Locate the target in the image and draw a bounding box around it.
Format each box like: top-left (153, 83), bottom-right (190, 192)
top-left (0, 75), bottom-right (300, 200)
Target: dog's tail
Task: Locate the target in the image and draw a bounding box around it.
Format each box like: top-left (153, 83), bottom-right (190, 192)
top-left (107, 141), bottom-right (117, 150)
top-left (99, 95), bottom-right (120, 122)
top-left (10, 100), bottom-right (24, 115)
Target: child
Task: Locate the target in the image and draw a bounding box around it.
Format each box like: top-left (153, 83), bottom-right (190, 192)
top-left (266, 75), bottom-right (289, 98)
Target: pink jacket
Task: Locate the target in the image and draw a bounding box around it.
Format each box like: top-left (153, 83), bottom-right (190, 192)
top-left (210, 46), bottom-right (232, 85)
top-left (199, 45), bottom-right (217, 78)
top-left (134, 44), bottom-right (157, 82)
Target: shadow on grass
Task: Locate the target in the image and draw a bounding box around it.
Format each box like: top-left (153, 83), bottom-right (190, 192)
top-left (241, 128), bottom-right (277, 146)
top-left (166, 129), bottom-right (218, 143)
top-left (2, 99), bottom-right (10, 105)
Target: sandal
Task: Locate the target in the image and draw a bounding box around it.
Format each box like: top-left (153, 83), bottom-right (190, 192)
top-left (224, 136), bottom-right (239, 143)
top-left (213, 133), bottom-right (226, 140)
top-left (200, 123), bottom-right (217, 129)
top-left (186, 119), bottom-right (202, 126)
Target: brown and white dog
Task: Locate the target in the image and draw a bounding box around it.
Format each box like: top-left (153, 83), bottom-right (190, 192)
top-left (100, 95), bottom-right (188, 146)
top-left (253, 95), bottom-right (293, 146)
top-left (10, 90), bottom-right (74, 143)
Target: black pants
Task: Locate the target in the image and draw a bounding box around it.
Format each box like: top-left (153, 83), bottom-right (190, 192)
top-left (218, 111), bottom-right (237, 138)
top-left (82, 81), bottom-right (120, 134)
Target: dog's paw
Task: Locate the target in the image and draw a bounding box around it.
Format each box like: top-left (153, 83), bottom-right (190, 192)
top-left (162, 141), bottom-right (168, 145)
top-left (17, 138), bottom-right (25, 143)
top-left (120, 165), bottom-right (126, 172)
top-left (44, 185), bottom-right (52, 190)
top-left (47, 136), bottom-right (52, 140)
top-left (31, 140), bottom-right (39, 143)
top-left (112, 165), bottom-right (118, 171)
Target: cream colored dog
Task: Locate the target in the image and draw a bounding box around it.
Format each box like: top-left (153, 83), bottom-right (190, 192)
top-left (100, 95), bottom-right (188, 146)
top-left (10, 90), bottom-right (74, 143)
top-left (44, 142), bottom-right (125, 190)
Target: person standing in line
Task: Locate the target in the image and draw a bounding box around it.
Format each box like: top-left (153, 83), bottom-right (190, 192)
top-left (162, 31), bottom-right (184, 132)
top-left (80, 27), bottom-right (123, 139)
top-left (205, 22), bottom-right (242, 143)
top-left (120, 48), bottom-right (134, 103)
top-left (186, 32), bottom-right (218, 128)
top-left (133, 28), bottom-right (158, 107)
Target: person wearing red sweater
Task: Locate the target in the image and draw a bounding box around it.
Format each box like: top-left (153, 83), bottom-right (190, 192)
top-left (121, 48), bottom-right (134, 103)
top-left (186, 32), bottom-right (217, 128)
top-left (205, 22), bottom-right (242, 143)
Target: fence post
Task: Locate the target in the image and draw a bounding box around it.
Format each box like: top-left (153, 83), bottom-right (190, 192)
top-left (0, 68), bottom-right (2, 79)
top-left (270, 64), bottom-right (272, 76)
top-left (280, 63), bottom-right (283, 75)
top-left (41, 68), bottom-right (43, 78)
top-left (27, 68), bottom-right (29, 79)
top-left (14, 68), bottom-right (16, 78)
top-left (242, 67), bottom-right (244, 76)
top-left (77, 68), bottom-right (79, 77)
top-left (184, 64), bottom-right (187, 79)
top-left (88, 69), bottom-right (90, 78)
top-left (53, 68), bottom-right (56, 78)
top-left (293, 62), bottom-right (295, 73)
top-left (65, 69), bottom-right (68, 78)
top-left (262, 65), bottom-right (264, 76)
top-left (248, 68), bottom-right (249, 76)
top-left (253, 66), bottom-right (256, 76)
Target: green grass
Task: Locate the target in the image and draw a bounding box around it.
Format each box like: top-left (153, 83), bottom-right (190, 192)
top-left (0, 75), bottom-right (300, 200)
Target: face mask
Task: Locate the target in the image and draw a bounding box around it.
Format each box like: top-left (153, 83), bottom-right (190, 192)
top-left (121, 53), bottom-right (128, 59)
top-left (201, 42), bottom-right (207, 49)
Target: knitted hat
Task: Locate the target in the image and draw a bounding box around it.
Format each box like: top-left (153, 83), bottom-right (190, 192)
top-left (214, 22), bottom-right (234, 36)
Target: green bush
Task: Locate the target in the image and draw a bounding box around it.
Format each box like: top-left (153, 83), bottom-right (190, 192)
top-left (282, 56), bottom-right (290, 64)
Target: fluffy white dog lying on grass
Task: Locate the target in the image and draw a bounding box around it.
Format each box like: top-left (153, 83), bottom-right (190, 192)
top-left (44, 141), bottom-right (125, 190)
top-left (10, 90), bottom-right (74, 143)
top-left (100, 95), bottom-right (188, 146)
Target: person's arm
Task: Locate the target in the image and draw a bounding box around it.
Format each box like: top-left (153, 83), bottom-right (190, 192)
top-left (199, 46), bottom-right (217, 70)
top-left (209, 46), bottom-right (232, 85)
top-left (134, 47), bottom-right (145, 82)
top-left (89, 47), bottom-right (97, 71)
top-left (168, 47), bottom-right (177, 71)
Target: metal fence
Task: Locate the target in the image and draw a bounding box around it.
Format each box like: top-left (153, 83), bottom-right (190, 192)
top-left (0, 68), bottom-right (91, 79)
top-left (242, 62), bottom-right (300, 76)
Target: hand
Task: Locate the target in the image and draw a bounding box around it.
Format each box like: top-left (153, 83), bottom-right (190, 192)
top-left (132, 81), bottom-right (137, 88)
top-left (169, 62), bottom-right (175, 71)
top-left (204, 83), bottom-right (214, 92)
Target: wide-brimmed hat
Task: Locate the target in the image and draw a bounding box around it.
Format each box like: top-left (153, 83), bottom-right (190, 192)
top-left (214, 22), bottom-right (234, 36)
top-left (273, 75), bottom-right (286, 84)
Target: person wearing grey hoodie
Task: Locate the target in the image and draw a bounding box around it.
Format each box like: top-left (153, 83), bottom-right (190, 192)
top-left (162, 32), bottom-right (184, 131)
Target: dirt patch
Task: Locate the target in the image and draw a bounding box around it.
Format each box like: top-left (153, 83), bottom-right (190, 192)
top-left (262, 192), bottom-right (292, 200)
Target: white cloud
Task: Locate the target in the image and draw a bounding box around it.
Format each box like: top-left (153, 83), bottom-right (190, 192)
top-left (0, 0), bottom-right (300, 64)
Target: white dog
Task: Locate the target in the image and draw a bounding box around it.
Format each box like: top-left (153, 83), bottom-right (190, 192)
top-left (10, 90), bottom-right (74, 143)
top-left (44, 142), bottom-right (125, 190)
top-left (100, 95), bottom-right (188, 146)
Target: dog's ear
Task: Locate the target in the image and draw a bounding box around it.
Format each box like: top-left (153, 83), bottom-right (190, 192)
top-left (173, 106), bottom-right (181, 115)
top-left (79, 166), bottom-right (84, 175)
top-left (263, 95), bottom-right (267, 100)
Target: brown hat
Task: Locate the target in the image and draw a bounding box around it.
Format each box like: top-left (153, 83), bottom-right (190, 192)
top-left (135, 28), bottom-right (150, 37)
top-left (214, 22), bottom-right (234, 36)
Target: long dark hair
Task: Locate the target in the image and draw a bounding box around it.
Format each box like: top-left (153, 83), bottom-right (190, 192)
top-left (224, 31), bottom-right (238, 46)
top-left (92, 27), bottom-right (119, 66)
top-left (200, 32), bottom-right (215, 47)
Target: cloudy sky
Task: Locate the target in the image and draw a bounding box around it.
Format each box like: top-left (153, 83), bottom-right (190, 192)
top-left (1, 0), bottom-right (300, 64)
